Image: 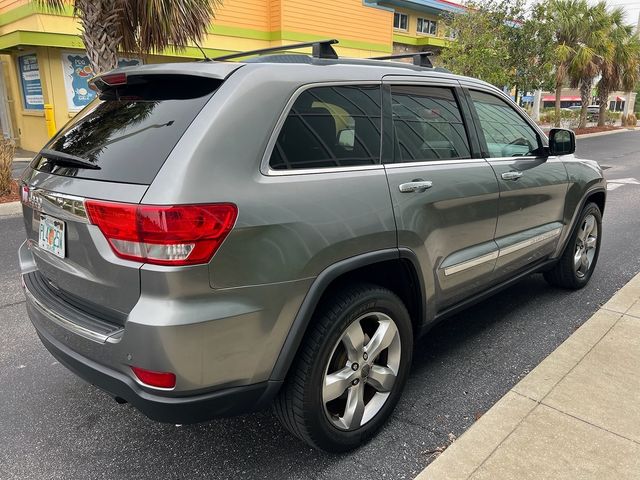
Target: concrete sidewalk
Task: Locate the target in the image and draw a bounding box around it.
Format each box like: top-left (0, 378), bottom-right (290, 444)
top-left (416, 273), bottom-right (640, 480)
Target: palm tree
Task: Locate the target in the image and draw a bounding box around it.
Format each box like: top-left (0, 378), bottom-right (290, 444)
top-left (596, 10), bottom-right (640, 126)
top-left (36, 0), bottom-right (223, 74)
top-left (550, 0), bottom-right (588, 127)
top-left (568, 2), bottom-right (612, 129)
top-left (550, 0), bottom-right (609, 128)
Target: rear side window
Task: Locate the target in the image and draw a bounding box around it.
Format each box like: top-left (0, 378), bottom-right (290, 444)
top-left (269, 85), bottom-right (381, 170)
top-left (469, 90), bottom-right (541, 158)
top-left (31, 75), bottom-right (221, 184)
top-left (391, 85), bottom-right (470, 162)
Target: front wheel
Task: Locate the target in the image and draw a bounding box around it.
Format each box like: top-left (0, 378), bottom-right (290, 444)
top-left (273, 284), bottom-right (413, 452)
top-left (544, 202), bottom-right (602, 289)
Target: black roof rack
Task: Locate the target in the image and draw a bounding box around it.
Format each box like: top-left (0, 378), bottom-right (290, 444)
top-left (368, 52), bottom-right (434, 68)
top-left (213, 39), bottom-right (339, 62)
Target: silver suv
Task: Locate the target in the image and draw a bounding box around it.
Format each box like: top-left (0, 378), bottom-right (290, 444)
top-left (19, 41), bottom-right (605, 452)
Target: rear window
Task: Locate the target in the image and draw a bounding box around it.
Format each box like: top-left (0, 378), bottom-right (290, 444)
top-left (31, 75), bottom-right (221, 184)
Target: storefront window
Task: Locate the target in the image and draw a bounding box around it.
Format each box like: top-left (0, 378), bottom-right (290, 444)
top-left (18, 54), bottom-right (44, 110)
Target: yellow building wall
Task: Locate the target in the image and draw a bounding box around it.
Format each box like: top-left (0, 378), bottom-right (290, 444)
top-left (393, 7), bottom-right (444, 38)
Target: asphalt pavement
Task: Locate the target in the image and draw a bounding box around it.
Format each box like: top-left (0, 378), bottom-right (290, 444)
top-left (1, 131), bottom-right (639, 480)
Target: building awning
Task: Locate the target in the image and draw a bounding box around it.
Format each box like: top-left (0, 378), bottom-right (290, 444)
top-left (615, 96), bottom-right (625, 101)
top-left (542, 96), bottom-right (581, 102)
top-left (376, 0), bottom-right (466, 14)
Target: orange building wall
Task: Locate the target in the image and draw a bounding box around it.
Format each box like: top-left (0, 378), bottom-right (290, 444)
top-left (280, 0), bottom-right (392, 44)
top-left (0, 0), bottom-right (28, 13)
top-left (214, 0), bottom-right (271, 31)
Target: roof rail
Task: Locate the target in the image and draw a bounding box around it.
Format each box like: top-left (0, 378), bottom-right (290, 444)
top-left (369, 52), bottom-right (434, 68)
top-left (213, 39), bottom-right (339, 62)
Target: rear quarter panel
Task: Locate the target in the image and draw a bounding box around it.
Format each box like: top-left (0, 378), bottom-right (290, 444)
top-left (142, 65), bottom-right (397, 288)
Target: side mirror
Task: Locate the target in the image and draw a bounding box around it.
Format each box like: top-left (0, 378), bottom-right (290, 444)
top-left (549, 128), bottom-right (575, 156)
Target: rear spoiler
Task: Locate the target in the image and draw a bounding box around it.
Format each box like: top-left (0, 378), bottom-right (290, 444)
top-left (90, 62), bottom-right (243, 92)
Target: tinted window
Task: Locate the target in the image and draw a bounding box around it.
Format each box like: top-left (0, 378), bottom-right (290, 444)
top-left (391, 85), bottom-right (470, 162)
top-left (269, 85), bottom-right (381, 170)
top-left (32, 75), bottom-right (220, 184)
top-left (470, 90), bottom-right (541, 158)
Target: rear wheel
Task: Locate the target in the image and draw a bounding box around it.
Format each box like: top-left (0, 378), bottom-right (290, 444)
top-left (273, 283), bottom-right (413, 452)
top-left (544, 202), bottom-right (602, 289)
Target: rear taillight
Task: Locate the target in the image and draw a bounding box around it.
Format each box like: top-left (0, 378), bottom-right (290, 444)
top-left (85, 200), bottom-right (237, 266)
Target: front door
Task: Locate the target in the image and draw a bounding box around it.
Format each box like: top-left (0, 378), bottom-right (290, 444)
top-left (382, 79), bottom-right (500, 314)
top-left (465, 88), bottom-right (569, 281)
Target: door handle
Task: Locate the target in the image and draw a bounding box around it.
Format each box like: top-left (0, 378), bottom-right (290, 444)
top-left (399, 180), bottom-right (433, 193)
top-left (501, 171), bottom-right (523, 181)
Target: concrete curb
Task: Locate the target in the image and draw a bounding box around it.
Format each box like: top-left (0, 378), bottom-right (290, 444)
top-left (415, 271), bottom-right (640, 480)
top-left (0, 201), bottom-right (21, 217)
top-left (576, 128), bottom-right (634, 139)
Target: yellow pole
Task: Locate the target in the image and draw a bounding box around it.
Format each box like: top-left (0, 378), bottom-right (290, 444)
top-left (44, 104), bottom-right (57, 138)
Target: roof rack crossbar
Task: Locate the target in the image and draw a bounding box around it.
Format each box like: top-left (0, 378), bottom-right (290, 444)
top-left (213, 39), bottom-right (339, 62)
top-left (369, 52), bottom-right (434, 68)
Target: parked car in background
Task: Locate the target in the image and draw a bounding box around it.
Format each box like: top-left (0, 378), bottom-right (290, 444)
top-left (18, 41), bottom-right (606, 452)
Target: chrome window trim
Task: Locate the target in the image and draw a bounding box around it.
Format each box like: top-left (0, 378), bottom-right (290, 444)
top-left (385, 158), bottom-right (486, 169)
top-left (260, 80), bottom-right (383, 177)
top-left (266, 164), bottom-right (384, 176)
top-left (443, 227), bottom-right (563, 276)
top-left (486, 156), bottom-right (542, 163)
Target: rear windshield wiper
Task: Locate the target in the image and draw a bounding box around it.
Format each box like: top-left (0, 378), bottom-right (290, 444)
top-left (39, 149), bottom-right (101, 170)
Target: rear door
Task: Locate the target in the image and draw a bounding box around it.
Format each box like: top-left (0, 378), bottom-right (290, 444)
top-left (20, 72), bottom-right (226, 322)
top-left (464, 88), bottom-right (568, 281)
top-left (382, 77), bottom-right (500, 312)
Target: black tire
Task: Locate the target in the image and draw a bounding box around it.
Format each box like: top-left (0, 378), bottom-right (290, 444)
top-left (273, 283), bottom-right (413, 452)
top-left (544, 202), bottom-right (602, 289)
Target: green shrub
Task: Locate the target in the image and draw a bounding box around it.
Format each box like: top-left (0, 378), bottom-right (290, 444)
top-left (605, 111), bottom-right (622, 126)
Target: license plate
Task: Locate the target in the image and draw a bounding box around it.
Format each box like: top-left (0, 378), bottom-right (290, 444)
top-left (38, 214), bottom-right (66, 259)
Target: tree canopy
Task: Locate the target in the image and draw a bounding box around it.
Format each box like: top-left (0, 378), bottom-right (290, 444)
top-left (36, 0), bottom-right (223, 74)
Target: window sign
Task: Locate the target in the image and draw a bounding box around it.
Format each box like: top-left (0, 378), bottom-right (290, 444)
top-left (18, 54), bottom-right (44, 110)
top-left (61, 52), bottom-right (142, 111)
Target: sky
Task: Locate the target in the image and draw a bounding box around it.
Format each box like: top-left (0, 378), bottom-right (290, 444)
top-left (593, 0), bottom-right (640, 25)
top-left (523, 0), bottom-right (640, 25)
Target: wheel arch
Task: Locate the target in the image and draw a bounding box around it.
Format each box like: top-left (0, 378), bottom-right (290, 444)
top-left (555, 187), bottom-right (606, 258)
top-left (269, 248), bottom-right (426, 382)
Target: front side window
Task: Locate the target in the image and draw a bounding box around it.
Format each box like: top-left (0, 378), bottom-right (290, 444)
top-left (417, 18), bottom-right (437, 35)
top-left (269, 85), bottom-right (381, 171)
top-left (391, 85), bottom-right (471, 162)
top-left (470, 90), bottom-right (541, 158)
top-left (394, 12), bottom-right (408, 30)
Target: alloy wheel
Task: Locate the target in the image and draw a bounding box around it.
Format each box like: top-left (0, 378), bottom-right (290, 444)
top-left (322, 312), bottom-right (401, 431)
top-left (574, 213), bottom-right (598, 278)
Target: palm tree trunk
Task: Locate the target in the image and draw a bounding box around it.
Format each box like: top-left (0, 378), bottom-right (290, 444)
top-left (76, 0), bottom-right (122, 74)
top-left (597, 88), bottom-right (608, 127)
top-left (578, 79), bottom-right (592, 129)
top-left (554, 84), bottom-right (562, 127)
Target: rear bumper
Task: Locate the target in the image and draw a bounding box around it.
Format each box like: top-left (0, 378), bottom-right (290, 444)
top-left (18, 239), bottom-right (308, 423)
top-left (34, 320), bottom-right (281, 423)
